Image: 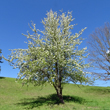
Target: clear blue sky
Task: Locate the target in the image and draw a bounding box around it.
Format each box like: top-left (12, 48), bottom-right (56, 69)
top-left (0, 0), bottom-right (110, 87)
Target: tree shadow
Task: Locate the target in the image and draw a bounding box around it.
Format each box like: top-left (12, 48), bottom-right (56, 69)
top-left (0, 77), bottom-right (5, 79)
top-left (16, 94), bottom-right (86, 109)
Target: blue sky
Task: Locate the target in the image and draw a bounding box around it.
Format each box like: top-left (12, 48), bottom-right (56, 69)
top-left (0, 0), bottom-right (110, 87)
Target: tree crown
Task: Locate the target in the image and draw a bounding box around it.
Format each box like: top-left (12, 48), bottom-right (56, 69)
top-left (3, 10), bottom-right (91, 86)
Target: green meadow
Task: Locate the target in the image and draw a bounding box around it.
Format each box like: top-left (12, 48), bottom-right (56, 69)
top-left (0, 77), bottom-right (110, 110)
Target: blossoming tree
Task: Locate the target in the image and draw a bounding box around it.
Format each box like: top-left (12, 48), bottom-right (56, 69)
top-left (3, 10), bottom-right (91, 104)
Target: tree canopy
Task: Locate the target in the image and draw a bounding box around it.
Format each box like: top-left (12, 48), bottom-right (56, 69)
top-left (3, 10), bottom-right (91, 103)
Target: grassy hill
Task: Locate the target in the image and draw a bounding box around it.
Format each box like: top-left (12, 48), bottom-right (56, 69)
top-left (0, 77), bottom-right (110, 110)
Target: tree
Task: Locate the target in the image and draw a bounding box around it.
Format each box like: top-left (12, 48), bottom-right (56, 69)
top-left (3, 10), bottom-right (91, 104)
top-left (88, 22), bottom-right (110, 81)
top-left (0, 49), bottom-right (3, 71)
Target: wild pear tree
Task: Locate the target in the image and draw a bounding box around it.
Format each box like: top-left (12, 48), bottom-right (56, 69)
top-left (3, 10), bottom-right (91, 104)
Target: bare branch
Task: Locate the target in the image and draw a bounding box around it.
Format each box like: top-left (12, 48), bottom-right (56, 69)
top-left (88, 22), bottom-right (110, 81)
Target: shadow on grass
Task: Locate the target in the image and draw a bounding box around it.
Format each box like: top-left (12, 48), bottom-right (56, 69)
top-left (0, 77), bottom-right (5, 79)
top-left (16, 94), bottom-right (86, 109)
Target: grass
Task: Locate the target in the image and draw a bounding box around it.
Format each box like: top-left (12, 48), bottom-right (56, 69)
top-left (0, 77), bottom-right (110, 110)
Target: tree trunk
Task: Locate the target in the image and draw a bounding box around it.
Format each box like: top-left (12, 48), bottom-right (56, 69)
top-left (54, 62), bottom-right (64, 104)
top-left (57, 88), bottom-right (64, 104)
top-left (53, 84), bottom-right (65, 104)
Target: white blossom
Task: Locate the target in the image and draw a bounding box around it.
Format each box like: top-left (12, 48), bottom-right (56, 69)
top-left (3, 10), bottom-right (92, 86)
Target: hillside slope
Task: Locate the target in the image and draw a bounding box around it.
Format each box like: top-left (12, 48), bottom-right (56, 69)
top-left (0, 77), bottom-right (110, 110)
